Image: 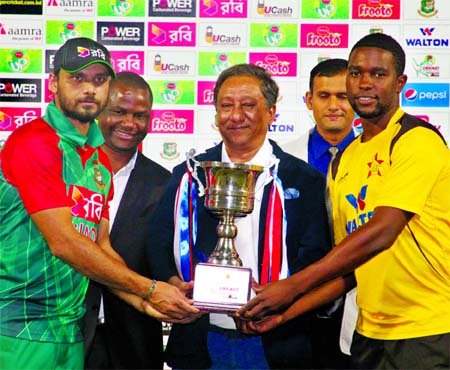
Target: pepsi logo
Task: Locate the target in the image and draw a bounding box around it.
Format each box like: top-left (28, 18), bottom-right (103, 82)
top-left (404, 88), bottom-right (418, 101)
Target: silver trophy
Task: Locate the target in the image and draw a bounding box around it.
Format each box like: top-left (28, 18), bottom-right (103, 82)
top-left (187, 152), bottom-right (264, 312)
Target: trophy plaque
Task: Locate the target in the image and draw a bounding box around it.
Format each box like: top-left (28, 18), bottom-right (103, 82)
top-left (191, 160), bottom-right (264, 312)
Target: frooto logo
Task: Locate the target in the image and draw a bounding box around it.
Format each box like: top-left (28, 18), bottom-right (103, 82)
top-left (401, 83), bottom-right (449, 107)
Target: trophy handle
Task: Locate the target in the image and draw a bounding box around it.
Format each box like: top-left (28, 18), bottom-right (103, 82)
top-left (185, 148), bottom-right (205, 197)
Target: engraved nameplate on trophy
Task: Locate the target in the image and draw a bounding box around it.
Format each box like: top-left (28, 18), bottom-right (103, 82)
top-left (191, 161), bottom-right (263, 312)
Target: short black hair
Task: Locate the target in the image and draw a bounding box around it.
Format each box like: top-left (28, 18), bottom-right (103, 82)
top-left (114, 71), bottom-right (153, 102)
top-left (349, 33), bottom-right (405, 76)
top-left (309, 58), bottom-right (348, 92)
top-left (213, 63), bottom-right (279, 110)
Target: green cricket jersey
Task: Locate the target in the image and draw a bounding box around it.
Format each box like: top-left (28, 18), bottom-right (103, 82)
top-left (0, 101), bottom-right (113, 343)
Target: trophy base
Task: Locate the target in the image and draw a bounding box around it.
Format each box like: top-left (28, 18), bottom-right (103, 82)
top-left (193, 263), bottom-right (252, 313)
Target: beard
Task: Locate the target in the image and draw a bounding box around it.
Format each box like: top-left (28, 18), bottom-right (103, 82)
top-left (58, 95), bottom-right (103, 124)
top-left (350, 98), bottom-right (389, 120)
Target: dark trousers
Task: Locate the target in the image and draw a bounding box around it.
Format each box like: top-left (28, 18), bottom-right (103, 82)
top-left (85, 324), bottom-right (111, 369)
top-left (311, 305), bottom-right (351, 369)
top-left (351, 331), bottom-right (450, 369)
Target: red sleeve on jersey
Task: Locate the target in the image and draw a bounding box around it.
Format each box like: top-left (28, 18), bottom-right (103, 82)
top-left (1, 119), bottom-right (70, 214)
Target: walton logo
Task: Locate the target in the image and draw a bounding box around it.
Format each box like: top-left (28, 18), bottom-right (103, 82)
top-left (345, 185), bottom-right (373, 234)
top-left (405, 27), bottom-right (449, 47)
top-left (346, 185), bottom-right (368, 212)
top-left (420, 27), bottom-right (434, 36)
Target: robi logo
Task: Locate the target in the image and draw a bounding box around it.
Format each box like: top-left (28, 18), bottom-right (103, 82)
top-left (404, 88), bottom-right (418, 101)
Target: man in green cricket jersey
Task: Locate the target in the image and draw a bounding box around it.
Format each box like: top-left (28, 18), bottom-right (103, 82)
top-left (0, 37), bottom-right (198, 370)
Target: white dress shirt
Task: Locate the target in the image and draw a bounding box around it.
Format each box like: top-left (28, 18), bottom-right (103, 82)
top-left (210, 139), bottom-right (278, 330)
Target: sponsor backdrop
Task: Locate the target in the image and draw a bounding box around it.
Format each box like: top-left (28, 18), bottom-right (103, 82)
top-left (0, 0), bottom-right (449, 170)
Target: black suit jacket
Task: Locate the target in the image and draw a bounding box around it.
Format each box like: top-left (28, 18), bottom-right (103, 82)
top-left (84, 152), bottom-right (171, 369)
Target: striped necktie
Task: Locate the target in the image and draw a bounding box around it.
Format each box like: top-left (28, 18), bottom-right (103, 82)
top-left (328, 146), bottom-right (339, 162)
top-left (325, 146), bottom-right (338, 241)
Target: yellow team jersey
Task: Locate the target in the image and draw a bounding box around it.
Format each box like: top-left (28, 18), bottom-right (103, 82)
top-left (330, 108), bottom-right (450, 340)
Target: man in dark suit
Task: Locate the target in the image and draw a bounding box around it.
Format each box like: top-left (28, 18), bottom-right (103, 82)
top-left (84, 72), bottom-right (171, 369)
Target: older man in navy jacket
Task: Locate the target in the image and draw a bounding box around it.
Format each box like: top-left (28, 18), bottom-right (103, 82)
top-left (149, 64), bottom-right (331, 369)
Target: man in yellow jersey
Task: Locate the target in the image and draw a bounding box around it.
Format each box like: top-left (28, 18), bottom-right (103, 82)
top-left (236, 33), bottom-right (450, 369)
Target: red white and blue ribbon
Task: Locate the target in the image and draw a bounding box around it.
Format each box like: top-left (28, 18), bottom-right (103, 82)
top-left (261, 162), bottom-right (289, 285)
top-left (174, 157), bottom-right (288, 284)
top-left (174, 170), bottom-right (205, 282)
